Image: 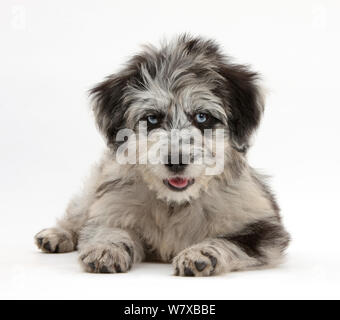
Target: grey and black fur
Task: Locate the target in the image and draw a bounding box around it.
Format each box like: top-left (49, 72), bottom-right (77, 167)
top-left (35, 35), bottom-right (290, 276)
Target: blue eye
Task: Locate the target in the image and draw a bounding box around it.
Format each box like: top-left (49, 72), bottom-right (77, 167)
top-left (195, 113), bottom-right (208, 123)
top-left (147, 115), bottom-right (158, 125)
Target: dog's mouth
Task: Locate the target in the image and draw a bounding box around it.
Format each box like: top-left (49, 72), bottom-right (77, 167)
top-left (163, 177), bottom-right (195, 192)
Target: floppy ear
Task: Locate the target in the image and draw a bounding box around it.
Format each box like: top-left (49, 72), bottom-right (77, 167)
top-left (216, 64), bottom-right (264, 151)
top-left (90, 73), bottom-right (131, 146)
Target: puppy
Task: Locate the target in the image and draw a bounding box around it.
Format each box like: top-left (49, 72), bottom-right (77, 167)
top-left (35, 35), bottom-right (290, 276)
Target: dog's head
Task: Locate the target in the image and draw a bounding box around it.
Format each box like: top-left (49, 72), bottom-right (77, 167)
top-left (90, 35), bottom-right (264, 203)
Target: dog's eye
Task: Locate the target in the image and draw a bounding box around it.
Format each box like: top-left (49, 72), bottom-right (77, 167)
top-left (193, 112), bottom-right (220, 130)
top-left (147, 115), bottom-right (159, 125)
top-left (195, 113), bottom-right (208, 124)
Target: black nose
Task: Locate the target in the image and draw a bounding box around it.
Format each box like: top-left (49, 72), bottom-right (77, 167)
top-left (165, 155), bottom-right (187, 173)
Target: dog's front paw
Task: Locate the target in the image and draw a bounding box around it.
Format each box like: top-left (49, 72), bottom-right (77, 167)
top-left (79, 242), bottom-right (134, 273)
top-left (35, 228), bottom-right (75, 253)
top-left (173, 246), bottom-right (219, 277)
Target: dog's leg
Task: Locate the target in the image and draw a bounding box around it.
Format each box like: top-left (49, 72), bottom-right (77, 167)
top-left (173, 219), bottom-right (290, 277)
top-left (34, 193), bottom-right (94, 253)
top-left (34, 163), bottom-right (102, 253)
top-left (77, 224), bottom-right (144, 273)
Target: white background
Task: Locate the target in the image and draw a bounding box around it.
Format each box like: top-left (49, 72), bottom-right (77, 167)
top-left (1, 0), bottom-right (340, 299)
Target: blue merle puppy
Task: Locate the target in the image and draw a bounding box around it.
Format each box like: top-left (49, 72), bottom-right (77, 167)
top-left (35, 35), bottom-right (290, 276)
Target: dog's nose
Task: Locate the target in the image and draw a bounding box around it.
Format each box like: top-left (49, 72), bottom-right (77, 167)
top-left (165, 155), bottom-right (188, 173)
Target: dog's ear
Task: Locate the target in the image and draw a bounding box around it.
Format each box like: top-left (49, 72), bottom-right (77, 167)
top-left (90, 72), bottom-right (131, 146)
top-left (216, 64), bottom-right (264, 152)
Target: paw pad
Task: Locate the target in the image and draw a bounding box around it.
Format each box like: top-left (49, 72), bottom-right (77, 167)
top-left (194, 261), bottom-right (207, 272)
top-left (173, 246), bottom-right (219, 277)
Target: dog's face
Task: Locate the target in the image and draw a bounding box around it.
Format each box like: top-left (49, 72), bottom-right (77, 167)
top-left (90, 35), bottom-right (264, 203)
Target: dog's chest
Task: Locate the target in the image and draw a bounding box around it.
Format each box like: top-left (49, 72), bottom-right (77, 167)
top-left (137, 202), bottom-right (211, 262)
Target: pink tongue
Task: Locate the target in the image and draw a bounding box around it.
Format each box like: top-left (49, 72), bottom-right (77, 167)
top-left (168, 177), bottom-right (189, 188)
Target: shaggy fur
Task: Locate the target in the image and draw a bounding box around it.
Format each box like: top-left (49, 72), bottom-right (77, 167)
top-left (35, 35), bottom-right (290, 276)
